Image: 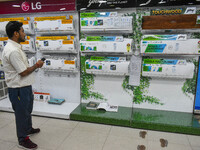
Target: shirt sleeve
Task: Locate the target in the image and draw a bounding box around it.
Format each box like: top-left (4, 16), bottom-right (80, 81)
top-left (9, 51), bottom-right (27, 74)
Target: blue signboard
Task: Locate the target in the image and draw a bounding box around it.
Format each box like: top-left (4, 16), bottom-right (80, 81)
top-left (195, 59), bottom-right (200, 113)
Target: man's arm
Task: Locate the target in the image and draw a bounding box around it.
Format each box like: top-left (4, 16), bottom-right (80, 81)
top-left (19, 60), bottom-right (44, 77)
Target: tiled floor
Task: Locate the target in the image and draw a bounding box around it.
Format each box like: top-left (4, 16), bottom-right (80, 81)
top-left (0, 111), bottom-right (200, 150)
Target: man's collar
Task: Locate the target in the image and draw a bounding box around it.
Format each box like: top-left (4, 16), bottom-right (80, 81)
top-left (8, 39), bottom-right (22, 49)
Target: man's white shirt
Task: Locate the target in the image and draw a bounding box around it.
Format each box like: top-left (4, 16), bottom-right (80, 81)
top-left (2, 39), bottom-right (34, 88)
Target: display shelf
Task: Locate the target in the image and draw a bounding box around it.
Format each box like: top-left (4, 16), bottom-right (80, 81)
top-left (86, 71), bottom-right (129, 76)
top-left (142, 29), bottom-right (200, 34)
top-left (35, 30), bottom-right (76, 35)
top-left (70, 104), bottom-right (200, 136)
top-left (42, 68), bottom-right (79, 73)
top-left (24, 50), bottom-right (36, 54)
top-left (70, 103), bottom-right (132, 127)
top-left (81, 29), bottom-right (133, 34)
top-left (0, 98), bottom-right (79, 119)
top-left (141, 53), bottom-right (200, 56)
top-left (40, 50), bottom-right (78, 54)
top-left (0, 95), bottom-right (7, 100)
top-left (81, 51), bottom-right (134, 56)
top-left (33, 101), bottom-right (80, 119)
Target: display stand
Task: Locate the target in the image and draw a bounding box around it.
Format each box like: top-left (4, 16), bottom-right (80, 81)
top-left (0, 1), bottom-right (80, 119)
top-left (79, 9), bottom-right (135, 108)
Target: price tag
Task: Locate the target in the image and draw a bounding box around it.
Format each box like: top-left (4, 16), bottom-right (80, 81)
top-left (129, 55), bottom-right (142, 86)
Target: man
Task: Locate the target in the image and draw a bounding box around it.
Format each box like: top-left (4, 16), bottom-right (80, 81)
top-left (2, 21), bottom-right (44, 150)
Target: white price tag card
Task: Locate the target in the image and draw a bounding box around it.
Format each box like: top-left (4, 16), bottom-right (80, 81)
top-left (129, 55), bottom-right (142, 86)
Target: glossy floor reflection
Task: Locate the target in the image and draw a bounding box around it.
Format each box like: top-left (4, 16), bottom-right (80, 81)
top-left (0, 111), bottom-right (200, 150)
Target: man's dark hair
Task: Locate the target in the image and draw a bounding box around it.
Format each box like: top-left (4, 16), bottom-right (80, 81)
top-left (6, 21), bottom-right (23, 38)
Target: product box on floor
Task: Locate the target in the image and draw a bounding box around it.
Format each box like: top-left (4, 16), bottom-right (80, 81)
top-left (80, 36), bottom-right (132, 53)
top-left (142, 58), bottom-right (194, 79)
top-left (141, 34), bottom-right (200, 55)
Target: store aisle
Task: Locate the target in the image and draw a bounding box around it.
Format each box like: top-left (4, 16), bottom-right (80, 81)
top-left (0, 111), bottom-right (199, 150)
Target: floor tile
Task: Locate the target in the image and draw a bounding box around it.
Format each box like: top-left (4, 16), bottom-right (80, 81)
top-left (109, 126), bottom-right (148, 140)
top-left (32, 116), bottom-right (49, 128)
top-left (192, 146), bottom-right (200, 150)
top-left (0, 117), bottom-right (14, 129)
top-left (148, 130), bottom-right (190, 145)
top-left (74, 122), bottom-right (111, 135)
top-left (187, 135), bottom-right (200, 147)
top-left (30, 125), bottom-right (72, 150)
top-left (103, 135), bottom-right (148, 150)
top-left (148, 140), bottom-right (192, 150)
top-left (0, 123), bottom-right (17, 143)
top-left (41, 118), bottom-right (78, 129)
top-left (11, 145), bottom-right (48, 150)
top-left (58, 130), bottom-right (107, 150)
top-left (0, 111), bottom-right (15, 120)
top-left (0, 140), bottom-right (16, 150)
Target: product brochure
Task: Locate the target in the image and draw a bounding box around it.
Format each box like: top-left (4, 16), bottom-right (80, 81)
top-left (86, 101), bottom-right (118, 112)
top-left (48, 98), bottom-right (65, 105)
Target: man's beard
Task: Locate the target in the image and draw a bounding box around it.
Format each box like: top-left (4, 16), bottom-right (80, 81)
top-left (18, 36), bottom-right (25, 43)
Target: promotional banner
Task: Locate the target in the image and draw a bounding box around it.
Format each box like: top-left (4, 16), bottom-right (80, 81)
top-left (168, 0), bottom-right (200, 6)
top-left (136, 0), bottom-right (200, 7)
top-left (136, 0), bottom-right (169, 7)
top-left (0, 0), bottom-right (75, 14)
top-left (77, 0), bottom-right (136, 10)
top-left (194, 59), bottom-right (200, 114)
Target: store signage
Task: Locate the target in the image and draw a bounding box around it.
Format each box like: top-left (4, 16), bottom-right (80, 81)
top-left (150, 7), bottom-right (196, 15)
top-left (168, 0), bottom-right (200, 6)
top-left (136, 0), bottom-right (169, 7)
top-left (0, 0), bottom-right (75, 14)
top-left (77, 0), bottom-right (136, 10)
top-left (137, 0), bottom-right (200, 7)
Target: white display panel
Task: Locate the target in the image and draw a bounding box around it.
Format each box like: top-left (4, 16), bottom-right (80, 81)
top-left (0, 12), bottom-right (80, 119)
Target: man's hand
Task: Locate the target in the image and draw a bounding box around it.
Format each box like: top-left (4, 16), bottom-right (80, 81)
top-left (20, 59), bottom-right (45, 77)
top-left (36, 60), bottom-right (44, 68)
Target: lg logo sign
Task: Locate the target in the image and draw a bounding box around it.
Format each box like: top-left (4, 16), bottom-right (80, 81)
top-left (21, 1), bottom-right (42, 11)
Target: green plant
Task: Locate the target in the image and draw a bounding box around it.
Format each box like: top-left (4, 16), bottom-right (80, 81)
top-left (182, 59), bottom-right (198, 99)
top-left (80, 56), bottom-right (107, 101)
top-left (122, 76), bottom-right (163, 105)
top-left (123, 10), bottom-right (162, 105)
